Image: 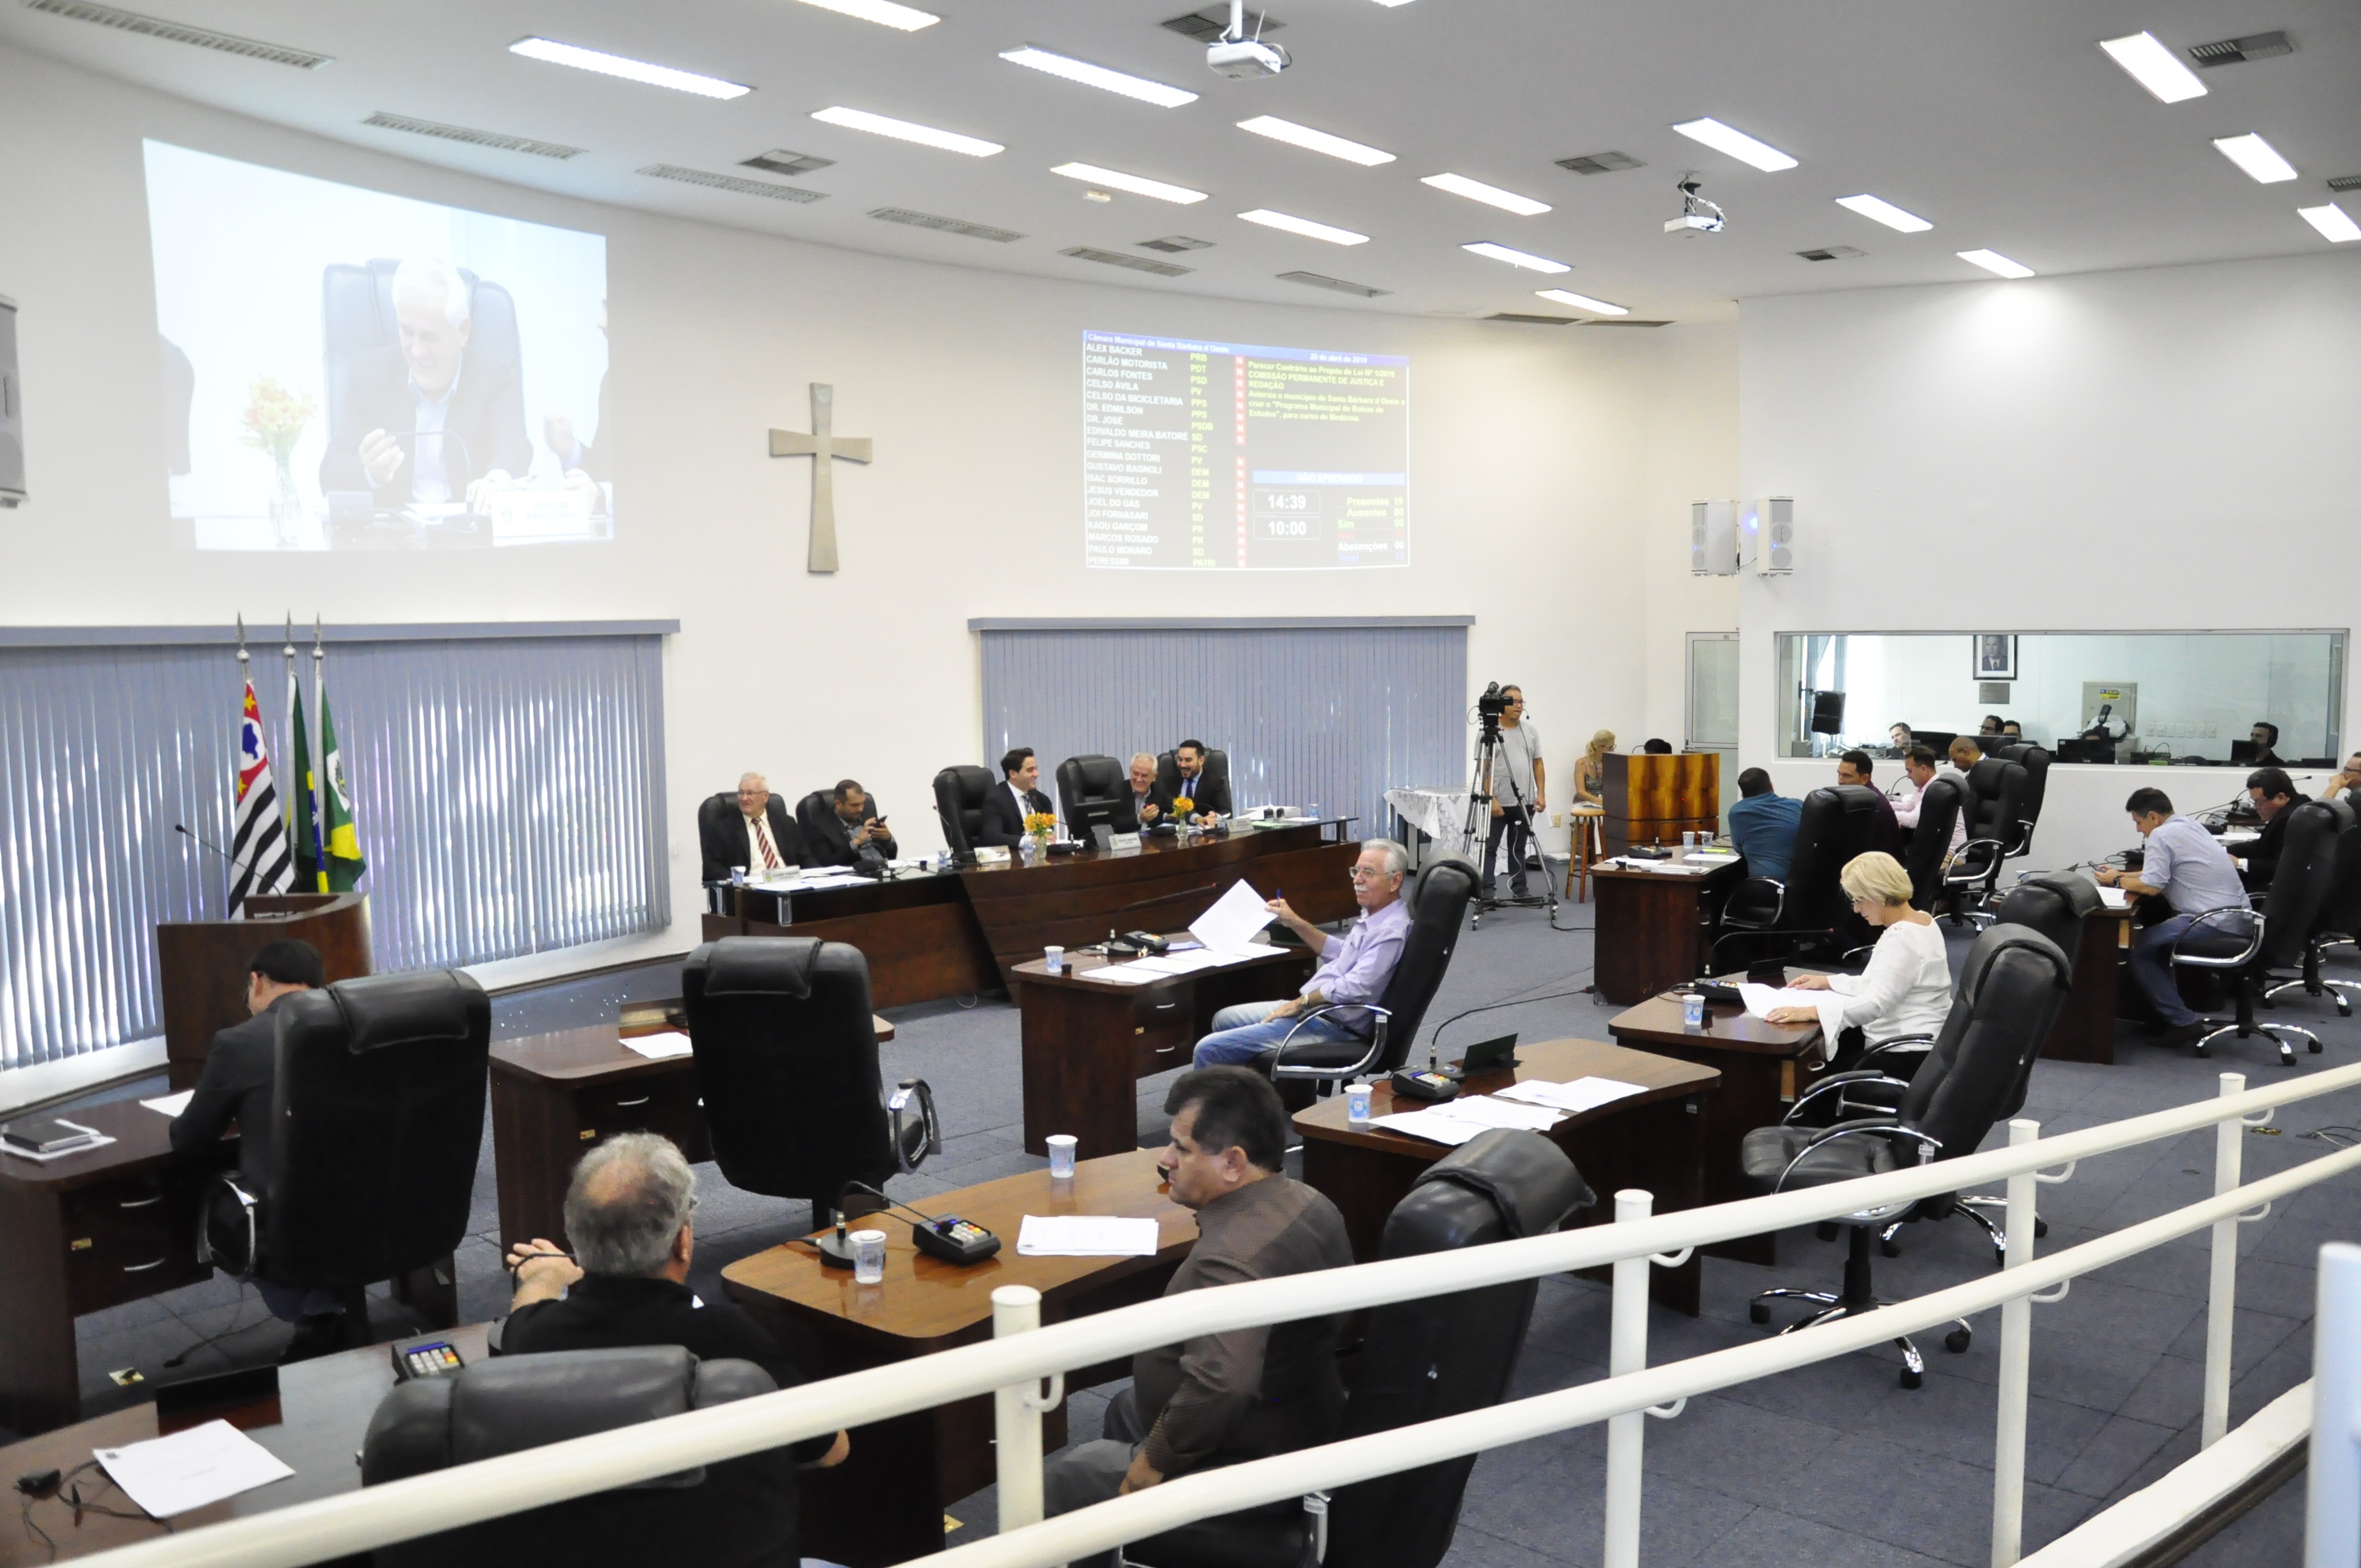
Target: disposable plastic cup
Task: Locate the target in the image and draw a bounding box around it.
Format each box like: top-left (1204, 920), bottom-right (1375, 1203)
top-left (1045, 945), bottom-right (1065, 973)
top-left (1346, 1083), bottom-right (1373, 1124)
top-left (1047, 1134), bottom-right (1078, 1179)
top-left (850, 1229), bottom-right (888, 1284)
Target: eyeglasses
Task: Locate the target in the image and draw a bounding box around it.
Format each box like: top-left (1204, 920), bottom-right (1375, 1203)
top-left (1348, 867), bottom-right (1399, 881)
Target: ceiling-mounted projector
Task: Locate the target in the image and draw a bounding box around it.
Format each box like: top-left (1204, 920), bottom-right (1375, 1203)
top-left (1208, 0), bottom-right (1288, 78)
top-left (1664, 174), bottom-right (1725, 236)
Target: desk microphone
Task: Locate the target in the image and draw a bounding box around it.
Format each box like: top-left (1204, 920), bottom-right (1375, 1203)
top-left (837, 1182), bottom-right (1002, 1265)
top-left (1102, 883), bottom-right (1223, 957)
top-left (175, 823), bottom-right (237, 868)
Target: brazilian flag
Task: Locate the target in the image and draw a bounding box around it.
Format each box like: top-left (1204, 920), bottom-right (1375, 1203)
top-left (287, 676), bottom-right (324, 892)
top-left (318, 684), bottom-right (367, 891)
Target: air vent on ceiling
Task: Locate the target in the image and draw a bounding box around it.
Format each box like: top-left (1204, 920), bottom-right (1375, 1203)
top-left (1161, 7), bottom-right (1283, 42)
top-left (2187, 30), bottom-right (2293, 67)
top-left (1796, 244), bottom-right (1865, 262)
top-left (1579, 319), bottom-right (1670, 328)
top-left (871, 208), bottom-right (1025, 243)
top-left (638, 165), bottom-right (825, 203)
top-left (1063, 247), bottom-right (1192, 277)
top-left (742, 149), bottom-right (836, 178)
top-left (23, 0), bottom-right (330, 67)
top-left (1557, 151), bottom-right (1644, 176)
top-left (363, 113), bottom-right (585, 160)
top-left (2326, 173), bottom-right (2361, 193)
top-left (1277, 270), bottom-right (1389, 297)
top-left (1139, 236), bottom-right (1215, 254)
top-left (1487, 312), bottom-right (1577, 326)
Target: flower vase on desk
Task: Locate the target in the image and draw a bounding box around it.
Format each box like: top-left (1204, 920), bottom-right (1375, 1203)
top-left (269, 454), bottom-right (302, 547)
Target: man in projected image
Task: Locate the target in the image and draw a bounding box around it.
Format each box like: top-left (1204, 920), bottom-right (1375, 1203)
top-left (322, 258), bottom-right (531, 510)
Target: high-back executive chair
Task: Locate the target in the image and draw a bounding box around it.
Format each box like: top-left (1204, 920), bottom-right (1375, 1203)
top-left (1898, 774), bottom-right (1968, 913)
top-left (1123, 1130), bottom-right (1592, 1568)
top-left (932, 764), bottom-right (996, 856)
top-left (2168, 798), bottom-right (2346, 1066)
top-left (792, 789), bottom-right (836, 845)
top-left (1739, 925), bottom-right (2072, 1386)
top-left (206, 971), bottom-right (491, 1346)
top-left (1716, 785), bottom-right (1884, 968)
top-left (362, 1347), bottom-right (796, 1568)
top-left (2266, 792), bottom-right (2361, 1019)
top-left (1945, 756), bottom-right (2030, 926)
top-left (1993, 743), bottom-right (2052, 863)
top-left (1056, 754), bottom-right (1129, 823)
top-left (683, 938), bottom-right (938, 1218)
top-left (1260, 858), bottom-right (1479, 1099)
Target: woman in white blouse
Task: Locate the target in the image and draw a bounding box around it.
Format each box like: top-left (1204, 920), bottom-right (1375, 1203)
top-left (1767, 851), bottom-right (1951, 1062)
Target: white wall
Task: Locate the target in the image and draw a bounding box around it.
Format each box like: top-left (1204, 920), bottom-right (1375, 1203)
top-left (0, 45), bottom-right (1729, 984)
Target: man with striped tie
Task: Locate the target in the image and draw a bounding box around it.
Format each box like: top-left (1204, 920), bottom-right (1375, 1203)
top-left (699, 772), bottom-right (805, 882)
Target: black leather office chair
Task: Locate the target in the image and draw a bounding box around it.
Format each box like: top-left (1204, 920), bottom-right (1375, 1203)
top-left (2169, 799), bottom-right (2343, 1065)
top-left (1993, 744), bottom-right (2051, 863)
top-left (683, 938), bottom-right (937, 1217)
top-left (932, 765), bottom-right (995, 856)
top-left (2266, 793), bottom-right (2361, 1019)
top-left (1944, 757), bottom-right (2030, 925)
top-left (1124, 1130), bottom-right (1591, 1568)
top-left (1057, 754), bottom-right (1128, 810)
top-left (1899, 775), bottom-right (1967, 912)
top-left (361, 1347), bottom-right (797, 1568)
top-left (322, 259), bottom-right (524, 485)
top-left (1259, 858), bottom-right (1478, 1097)
top-left (236, 971), bottom-right (490, 1343)
top-left (1156, 747), bottom-right (1232, 808)
top-left (1741, 925), bottom-right (2072, 1386)
top-left (792, 790), bottom-right (835, 843)
top-left (1716, 786), bottom-right (1882, 967)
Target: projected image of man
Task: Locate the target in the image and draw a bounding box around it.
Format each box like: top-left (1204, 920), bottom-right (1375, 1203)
top-left (322, 258), bottom-right (530, 509)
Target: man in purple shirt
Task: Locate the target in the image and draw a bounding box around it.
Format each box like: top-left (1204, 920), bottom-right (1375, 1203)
top-left (1190, 840), bottom-right (1412, 1068)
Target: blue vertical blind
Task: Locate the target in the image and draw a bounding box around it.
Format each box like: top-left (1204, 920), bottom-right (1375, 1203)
top-left (0, 633), bottom-right (669, 1071)
top-left (978, 623), bottom-right (1467, 840)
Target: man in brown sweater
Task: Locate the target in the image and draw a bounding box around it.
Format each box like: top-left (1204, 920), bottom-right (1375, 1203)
top-left (1042, 1066), bottom-right (1354, 1563)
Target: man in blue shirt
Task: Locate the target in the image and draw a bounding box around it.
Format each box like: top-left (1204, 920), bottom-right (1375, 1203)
top-left (1192, 840), bottom-right (1411, 1069)
top-left (2096, 786), bottom-right (2252, 1048)
top-left (1728, 768), bottom-right (1803, 883)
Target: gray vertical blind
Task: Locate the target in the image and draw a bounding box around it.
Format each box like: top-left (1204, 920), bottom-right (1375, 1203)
top-left (0, 631), bottom-right (669, 1071)
top-left (977, 620), bottom-right (1467, 839)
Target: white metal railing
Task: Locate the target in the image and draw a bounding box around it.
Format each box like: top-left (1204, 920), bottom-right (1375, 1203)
top-left (66, 1060), bottom-right (2361, 1568)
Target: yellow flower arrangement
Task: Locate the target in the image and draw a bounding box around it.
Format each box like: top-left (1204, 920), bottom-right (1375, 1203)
top-left (1023, 812), bottom-right (1058, 836)
top-left (239, 376), bottom-right (317, 465)
top-left (1173, 796), bottom-right (1195, 816)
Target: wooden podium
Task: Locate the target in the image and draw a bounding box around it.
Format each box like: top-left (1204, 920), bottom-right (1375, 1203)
top-left (154, 893), bottom-right (373, 1088)
top-left (1599, 753), bottom-right (1721, 856)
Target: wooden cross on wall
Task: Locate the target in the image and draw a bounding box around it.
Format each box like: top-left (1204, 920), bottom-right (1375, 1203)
top-left (768, 383), bottom-right (872, 573)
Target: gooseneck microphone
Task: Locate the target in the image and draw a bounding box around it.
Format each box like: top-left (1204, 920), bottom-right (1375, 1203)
top-left (176, 823), bottom-right (237, 867)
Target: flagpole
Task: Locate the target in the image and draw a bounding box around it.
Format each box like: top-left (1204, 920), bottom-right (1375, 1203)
top-left (233, 615), bottom-right (248, 916)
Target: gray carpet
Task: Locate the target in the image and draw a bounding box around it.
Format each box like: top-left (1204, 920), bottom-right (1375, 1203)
top-left (64, 897), bottom-right (2360, 1566)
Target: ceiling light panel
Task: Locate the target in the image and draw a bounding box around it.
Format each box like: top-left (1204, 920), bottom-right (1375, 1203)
top-left (812, 106), bottom-right (1002, 156)
top-left (1052, 162), bottom-right (1207, 204)
top-left (1238, 209), bottom-right (1369, 245)
top-left (509, 37), bottom-right (749, 99)
top-left (795, 0), bottom-right (937, 31)
top-left (2213, 134), bottom-right (2298, 183)
top-left (1000, 46), bottom-right (1198, 107)
top-left (1957, 248), bottom-right (2034, 279)
top-left (1236, 116), bottom-right (1394, 166)
top-left (1670, 117), bottom-right (1796, 172)
top-left (1421, 174), bottom-right (1550, 216)
top-left (2099, 31), bottom-right (2207, 102)
top-left (1835, 194), bottom-right (1932, 232)
top-left (2298, 203), bottom-right (2360, 243)
top-left (1536, 288), bottom-right (1628, 315)
top-left (1462, 242), bottom-right (1570, 273)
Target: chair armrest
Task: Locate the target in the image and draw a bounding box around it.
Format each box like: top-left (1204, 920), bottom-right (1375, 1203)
top-left (2169, 905), bottom-right (2265, 967)
top-left (1943, 838), bottom-right (2010, 878)
top-left (1776, 1119), bottom-right (1940, 1193)
top-left (1268, 1006), bottom-right (1390, 1081)
top-left (1783, 1072), bottom-right (1913, 1122)
top-left (1859, 1033), bottom-right (1934, 1066)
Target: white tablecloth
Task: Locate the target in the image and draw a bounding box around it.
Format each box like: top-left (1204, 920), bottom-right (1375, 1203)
top-left (1385, 787), bottom-right (1482, 861)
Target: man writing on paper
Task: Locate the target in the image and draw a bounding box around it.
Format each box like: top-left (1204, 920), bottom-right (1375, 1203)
top-left (1041, 1068), bottom-right (1352, 1567)
top-left (1189, 840), bottom-right (1411, 1069)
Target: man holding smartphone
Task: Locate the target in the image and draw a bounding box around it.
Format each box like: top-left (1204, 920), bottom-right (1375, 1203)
top-left (803, 778), bottom-right (895, 867)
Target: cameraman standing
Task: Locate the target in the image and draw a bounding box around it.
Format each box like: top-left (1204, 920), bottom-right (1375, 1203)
top-left (1480, 684), bottom-right (1546, 900)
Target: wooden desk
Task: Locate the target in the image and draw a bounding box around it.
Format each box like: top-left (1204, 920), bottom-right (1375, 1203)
top-left (0, 1324), bottom-right (493, 1567)
top-left (1607, 994), bottom-right (1822, 1266)
top-left (1591, 857), bottom-right (1747, 1004)
top-left (1294, 1037), bottom-right (1718, 1314)
top-left (724, 1152), bottom-right (1194, 1567)
top-left (705, 870), bottom-right (999, 1009)
top-left (1008, 943), bottom-right (1314, 1158)
top-left (489, 1012), bottom-right (896, 1251)
top-left (2040, 906), bottom-right (2135, 1065)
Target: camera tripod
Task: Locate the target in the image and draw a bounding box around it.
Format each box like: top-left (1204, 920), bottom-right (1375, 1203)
top-left (1462, 712), bottom-right (1562, 928)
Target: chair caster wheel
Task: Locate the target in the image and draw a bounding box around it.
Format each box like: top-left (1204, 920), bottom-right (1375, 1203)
top-left (1749, 1302), bottom-right (1771, 1325)
top-left (2309, 1038), bottom-right (2324, 1054)
top-left (2280, 1046), bottom-right (2295, 1066)
top-left (1945, 1329), bottom-right (1972, 1354)
top-left (1815, 1222), bottom-right (1840, 1242)
top-left (1880, 1236), bottom-right (1901, 1258)
top-left (2191, 1041), bottom-right (2210, 1057)
top-left (2033, 1217), bottom-right (2049, 1238)
top-left (1900, 1367), bottom-right (1923, 1390)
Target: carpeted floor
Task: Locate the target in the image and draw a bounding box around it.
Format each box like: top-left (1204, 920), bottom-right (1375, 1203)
top-left (62, 892), bottom-right (2359, 1566)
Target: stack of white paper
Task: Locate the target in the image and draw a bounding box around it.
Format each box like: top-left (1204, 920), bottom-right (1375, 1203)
top-left (1016, 1215), bottom-right (1162, 1257)
top-left (1736, 982), bottom-right (1827, 1020)
top-left (2097, 886), bottom-right (2130, 910)
top-left (1496, 1076), bottom-right (1649, 1115)
top-left (1369, 1093), bottom-right (1566, 1146)
top-left (94, 1420), bottom-right (295, 1517)
top-left (141, 1091), bottom-right (196, 1117)
top-left (623, 1031), bottom-right (695, 1060)
top-left (1368, 1108), bottom-right (1492, 1146)
top-left (1076, 964), bottom-right (1159, 986)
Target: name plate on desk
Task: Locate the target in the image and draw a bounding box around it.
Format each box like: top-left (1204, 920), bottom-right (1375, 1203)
top-left (483, 486), bottom-right (595, 542)
top-left (974, 846), bottom-right (1011, 864)
top-left (1109, 832), bottom-right (1142, 851)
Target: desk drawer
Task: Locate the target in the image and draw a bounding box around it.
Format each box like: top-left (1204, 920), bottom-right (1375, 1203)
top-left (62, 1174), bottom-right (210, 1315)
top-left (573, 1072), bottom-right (711, 1160)
top-left (1131, 991), bottom-right (1192, 1076)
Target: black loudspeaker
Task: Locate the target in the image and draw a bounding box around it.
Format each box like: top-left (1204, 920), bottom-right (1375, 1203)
top-left (0, 295), bottom-right (23, 508)
top-left (1809, 690), bottom-right (1846, 736)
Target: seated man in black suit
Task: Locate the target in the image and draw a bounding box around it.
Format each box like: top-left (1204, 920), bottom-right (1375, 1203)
top-left (804, 778), bottom-right (897, 867)
top-left (318, 258), bottom-right (532, 511)
top-left (698, 772), bottom-right (804, 880)
top-left (2235, 767), bottom-right (2308, 894)
top-left (1152, 739), bottom-right (1232, 826)
top-left (168, 939), bottom-right (339, 1342)
top-left (979, 747), bottom-right (1054, 847)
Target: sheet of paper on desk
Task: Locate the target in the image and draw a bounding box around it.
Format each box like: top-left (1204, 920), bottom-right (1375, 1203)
top-left (141, 1090), bottom-right (196, 1117)
top-left (94, 1419), bottom-right (295, 1517)
top-left (2220, 829), bottom-right (2260, 846)
top-left (1433, 1095), bottom-right (1566, 1131)
top-left (1497, 1077), bottom-right (1648, 1115)
top-left (1127, 949), bottom-right (1236, 977)
top-left (2098, 886), bottom-right (2130, 910)
top-left (1078, 963), bottom-right (1160, 986)
top-left (624, 1031), bottom-right (695, 1060)
top-left (1016, 1215), bottom-right (1162, 1257)
top-left (1189, 878), bottom-right (1276, 953)
top-left (1737, 983), bottom-right (1825, 1020)
top-left (1368, 1108), bottom-right (1492, 1146)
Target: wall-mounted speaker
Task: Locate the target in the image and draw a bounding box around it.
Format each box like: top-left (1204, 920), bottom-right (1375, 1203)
top-left (1752, 495), bottom-right (1794, 575)
top-left (0, 295), bottom-right (22, 509)
top-left (1689, 499), bottom-right (1735, 575)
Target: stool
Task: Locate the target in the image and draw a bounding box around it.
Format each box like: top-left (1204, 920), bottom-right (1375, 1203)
top-left (1564, 807), bottom-right (1604, 902)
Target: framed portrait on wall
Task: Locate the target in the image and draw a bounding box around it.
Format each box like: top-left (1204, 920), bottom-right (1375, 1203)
top-left (1973, 635), bottom-right (2019, 682)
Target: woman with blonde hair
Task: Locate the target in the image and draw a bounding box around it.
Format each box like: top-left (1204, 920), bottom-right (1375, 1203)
top-left (1767, 851), bottom-right (1950, 1062)
top-left (1573, 729), bottom-right (1615, 805)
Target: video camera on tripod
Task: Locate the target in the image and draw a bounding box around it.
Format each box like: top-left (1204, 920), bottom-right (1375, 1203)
top-left (1475, 681), bottom-right (1511, 736)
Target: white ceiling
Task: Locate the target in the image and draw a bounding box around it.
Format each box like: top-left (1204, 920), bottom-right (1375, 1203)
top-left (7, 0), bottom-right (2356, 322)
